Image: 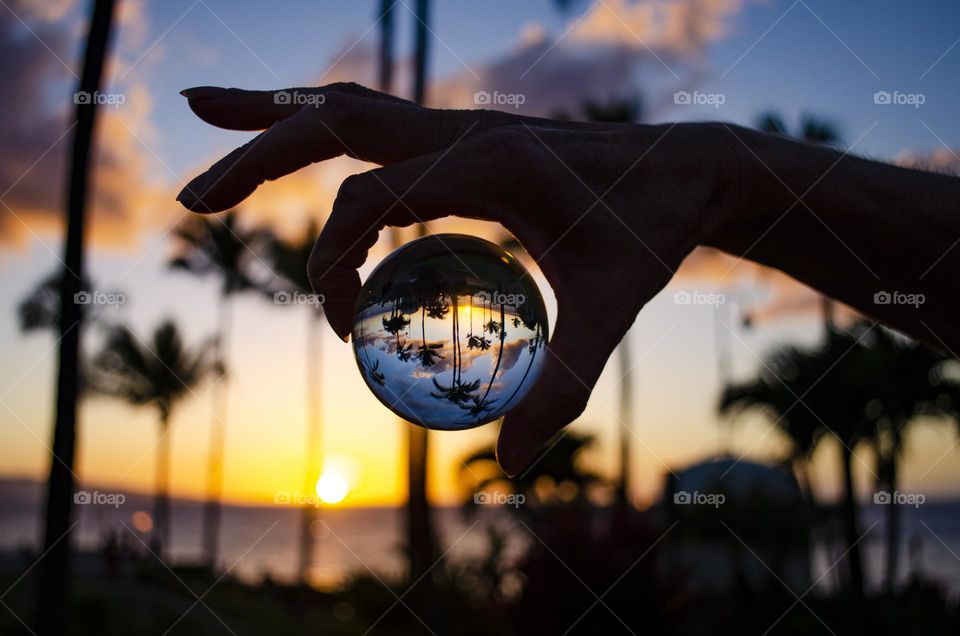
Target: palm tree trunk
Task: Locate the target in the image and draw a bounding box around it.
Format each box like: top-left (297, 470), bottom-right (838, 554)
top-left (840, 442), bottom-right (864, 594)
top-left (154, 413), bottom-right (172, 556)
top-left (412, 0), bottom-right (429, 105)
top-left (202, 293), bottom-right (232, 567)
top-left (480, 302), bottom-right (507, 404)
top-left (378, 0), bottom-right (396, 94)
top-left (406, 0), bottom-right (434, 584)
top-left (884, 449), bottom-right (900, 593)
top-left (298, 309), bottom-right (323, 583)
top-left (617, 338), bottom-right (634, 504)
top-left (37, 2), bottom-right (115, 633)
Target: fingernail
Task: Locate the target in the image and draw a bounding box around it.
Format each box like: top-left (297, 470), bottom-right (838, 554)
top-left (176, 186), bottom-right (195, 208)
top-left (180, 86), bottom-right (227, 100)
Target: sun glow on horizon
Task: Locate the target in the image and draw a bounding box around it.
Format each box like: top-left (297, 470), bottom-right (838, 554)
top-left (316, 472), bottom-right (349, 504)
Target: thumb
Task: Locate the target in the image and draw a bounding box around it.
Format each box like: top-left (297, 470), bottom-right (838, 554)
top-left (496, 303), bottom-right (623, 477)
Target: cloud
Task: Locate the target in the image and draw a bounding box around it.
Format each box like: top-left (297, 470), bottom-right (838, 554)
top-left (431, 0), bottom-right (759, 117)
top-left (894, 147), bottom-right (960, 176)
top-left (0, 0), bottom-right (169, 247)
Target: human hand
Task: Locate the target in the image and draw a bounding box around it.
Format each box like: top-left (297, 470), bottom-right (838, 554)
top-left (178, 83), bottom-right (738, 475)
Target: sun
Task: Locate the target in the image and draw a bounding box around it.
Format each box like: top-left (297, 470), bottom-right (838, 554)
top-left (315, 472), bottom-right (349, 504)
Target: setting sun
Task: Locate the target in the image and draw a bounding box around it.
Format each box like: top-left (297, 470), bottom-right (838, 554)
top-left (315, 473), bottom-right (349, 504)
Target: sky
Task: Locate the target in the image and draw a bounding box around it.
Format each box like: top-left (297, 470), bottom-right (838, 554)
top-left (2, 0), bottom-right (960, 508)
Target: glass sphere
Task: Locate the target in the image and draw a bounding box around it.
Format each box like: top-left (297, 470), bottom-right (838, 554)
top-left (352, 234), bottom-right (549, 430)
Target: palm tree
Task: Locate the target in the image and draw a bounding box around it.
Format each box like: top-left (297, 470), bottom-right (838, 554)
top-left (170, 210), bottom-right (272, 567)
top-left (582, 97), bottom-right (643, 505)
top-left (266, 221), bottom-right (326, 583)
top-left (720, 327), bottom-right (879, 594)
top-left (460, 432), bottom-right (605, 512)
top-left (91, 320), bottom-right (213, 555)
top-left (861, 328), bottom-right (959, 592)
top-left (756, 112), bottom-right (842, 331)
top-left (36, 2), bottom-right (116, 633)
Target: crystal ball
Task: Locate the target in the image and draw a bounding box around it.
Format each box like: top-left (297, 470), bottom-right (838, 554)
top-left (352, 234), bottom-right (549, 430)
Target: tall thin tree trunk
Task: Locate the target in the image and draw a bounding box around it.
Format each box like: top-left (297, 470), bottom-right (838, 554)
top-left (202, 294), bottom-right (232, 567)
top-left (298, 310), bottom-right (323, 583)
top-left (884, 449), bottom-right (900, 593)
top-left (407, 0), bottom-right (434, 583)
top-left (412, 0), bottom-right (429, 106)
top-left (617, 338), bottom-right (634, 504)
top-left (378, 0), bottom-right (395, 94)
top-left (154, 414), bottom-right (172, 556)
top-left (840, 443), bottom-right (864, 594)
top-left (37, 2), bottom-right (115, 633)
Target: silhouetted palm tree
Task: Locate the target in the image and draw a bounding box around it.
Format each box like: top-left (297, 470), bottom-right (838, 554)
top-left (720, 327), bottom-right (878, 594)
top-left (861, 327), bottom-right (959, 592)
top-left (460, 432), bottom-right (605, 512)
top-left (267, 221), bottom-right (326, 583)
top-left (91, 320), bottom-right (213, 555)
top-left (170, 210), bottom-right (272, 567)
top-left (406, 0), bottom-right (435, 584)
top-left (36, 2), bottom-right (116, 633)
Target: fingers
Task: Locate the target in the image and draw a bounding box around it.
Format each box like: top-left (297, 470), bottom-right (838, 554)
top-left (307, 145), bottom-right (496, 340)
top-left (180, 83), bottom-right (410, 131)
top-left (177, 103), bottom-right (331, 212)
top-left (177, 90), bottom-right (499, 213)
top-left (496, 305), bottom-right (623, 477)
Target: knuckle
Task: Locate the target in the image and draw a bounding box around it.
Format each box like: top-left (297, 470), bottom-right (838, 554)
top-left (336, 172), bottom-right (374, 205)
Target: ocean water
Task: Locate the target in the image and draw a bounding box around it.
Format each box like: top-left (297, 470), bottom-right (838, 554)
top-left (1, 480), bottom-right (958, 597)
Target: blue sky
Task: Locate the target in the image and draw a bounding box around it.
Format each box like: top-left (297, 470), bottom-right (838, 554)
top-left (2, 0), bottom-right (960, 505)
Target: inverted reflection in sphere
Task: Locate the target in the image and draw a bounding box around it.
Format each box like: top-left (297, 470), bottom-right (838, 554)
top-left (352, 234), bottom-right (548, 430)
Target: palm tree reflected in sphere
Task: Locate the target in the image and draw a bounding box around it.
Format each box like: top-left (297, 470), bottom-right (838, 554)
top-left (352, 234), bottom-right (548, 430)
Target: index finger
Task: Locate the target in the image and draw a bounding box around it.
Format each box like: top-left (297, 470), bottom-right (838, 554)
top-left (178, 91), bottom-right (467, 212)
top-left (180, 82), bottom-right (412, 131)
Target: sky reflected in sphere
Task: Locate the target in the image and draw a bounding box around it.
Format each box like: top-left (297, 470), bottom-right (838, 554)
top-left (352, 235), bottom-right (548, 430)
